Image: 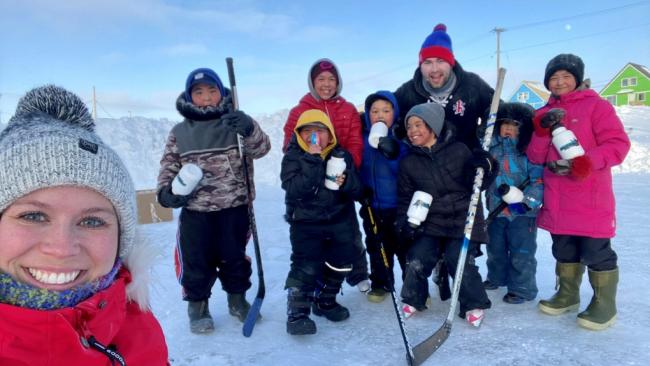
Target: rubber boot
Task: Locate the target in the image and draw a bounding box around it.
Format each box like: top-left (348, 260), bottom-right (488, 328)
top-left (286, 287), bottom-right (316, 335)
top-left (538, 262), bottom-right (585, 315)
top-left (188, 300), bottom-right (214, 334)
top-left (227, 293), bottom-right (251, 323)
top-left (312, 283), bottom-right (350, 322)
top-left (577, 268), bottom-right (618, 330)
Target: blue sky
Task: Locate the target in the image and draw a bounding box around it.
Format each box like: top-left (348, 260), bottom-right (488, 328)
top-left (1, 0), bottom-right (649, 122)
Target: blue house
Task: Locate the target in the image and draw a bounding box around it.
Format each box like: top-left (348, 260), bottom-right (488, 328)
top-left (508, 81), bottom-right (550, 109)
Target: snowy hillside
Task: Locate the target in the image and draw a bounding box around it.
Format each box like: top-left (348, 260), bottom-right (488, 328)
top-left (91, 106), bottom-right (650, 191)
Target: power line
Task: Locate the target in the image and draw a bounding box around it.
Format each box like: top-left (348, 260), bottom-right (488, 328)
top-left (96, 100), bottom-right (115, 119)
top-left (503, 22), bottom-right (650, 53)
top-left (503, 1), bottom-right (650, 31)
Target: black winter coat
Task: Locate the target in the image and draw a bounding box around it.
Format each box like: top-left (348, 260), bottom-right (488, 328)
top-left (393, 63), bottom-right (494, 150)
top-left (281, 143), bottom-right (362, 223)
top-left (397, 135), bottom-right (489, 243)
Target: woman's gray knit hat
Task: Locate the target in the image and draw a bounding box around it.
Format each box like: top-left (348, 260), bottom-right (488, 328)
top-left (0, 85), bottom-right (136, 260)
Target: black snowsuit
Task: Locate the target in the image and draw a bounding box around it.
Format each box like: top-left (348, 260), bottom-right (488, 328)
top-left (397, 128), bottom-right (492, 316)
top-left (281, 142), bottom-right (363, 291)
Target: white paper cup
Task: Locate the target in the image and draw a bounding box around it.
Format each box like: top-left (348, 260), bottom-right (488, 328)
top-left (368, 121), bottom-right (388, 148)
top-left (172, 163), bottom-right (203, 196)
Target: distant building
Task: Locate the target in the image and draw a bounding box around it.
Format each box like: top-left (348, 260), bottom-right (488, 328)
top-left (508, 81), bottom-right (550, 109)
top-left (599, 63), bottom-right (650, 107)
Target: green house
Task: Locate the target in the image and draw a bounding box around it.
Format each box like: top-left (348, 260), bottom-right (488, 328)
top-left (599, 63), bottom-right (650, 106)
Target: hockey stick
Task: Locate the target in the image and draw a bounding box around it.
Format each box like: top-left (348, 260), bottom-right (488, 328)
top-left (226, 57), bottom-right (265, 337)
top-left (363, 201), bottom-right (415, 365)
top-left (410, 68), bottom-right (506, 366)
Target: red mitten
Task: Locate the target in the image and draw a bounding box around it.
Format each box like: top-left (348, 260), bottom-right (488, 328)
top-left (533, 114), bottom-right (550, 137)
top-left (570, 155), bottom-right (592, 180)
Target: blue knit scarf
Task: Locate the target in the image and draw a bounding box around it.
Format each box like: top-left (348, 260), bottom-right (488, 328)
top-left (0, 260), bottom-right (121, 310)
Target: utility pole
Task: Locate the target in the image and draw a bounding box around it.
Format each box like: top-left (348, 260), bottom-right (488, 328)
top-left (92, 86), bottom-right (97, 120)
top-left (492, 27), bottom-right (506, 74)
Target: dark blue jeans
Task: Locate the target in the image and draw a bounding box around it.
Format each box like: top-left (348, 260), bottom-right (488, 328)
top-left (486, 216), bottom-right (538, 300)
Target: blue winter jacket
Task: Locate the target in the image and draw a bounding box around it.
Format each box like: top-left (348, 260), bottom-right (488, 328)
top-left (359, 91), bottom-right (409, 210)
top-left (486, 135), bottom-right (543, 220)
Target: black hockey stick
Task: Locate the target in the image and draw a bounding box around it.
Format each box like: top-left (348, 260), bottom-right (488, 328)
top-left (226, 57), bottom-right (265, 337)
top-left (410, 68), bottom-right (506, 366)
top-left (363, 201), bottom-right (415, 365)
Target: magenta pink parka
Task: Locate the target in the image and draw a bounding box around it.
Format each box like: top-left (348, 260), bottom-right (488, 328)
top-left (526, 88), bottom-right (630, 238)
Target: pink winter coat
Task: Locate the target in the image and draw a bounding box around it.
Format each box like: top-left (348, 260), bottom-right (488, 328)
top-left (526, 89), bottom-right (630, 238)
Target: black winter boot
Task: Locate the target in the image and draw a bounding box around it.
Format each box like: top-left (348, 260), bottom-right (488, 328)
top-left (312, 283), bottom-right (349, 322)
top-left (286, 287), bottom-right (316, 335)
top-left (227, 293), bottom-right (253, 323)
top-left (188, 300), bottom-right (214, 334)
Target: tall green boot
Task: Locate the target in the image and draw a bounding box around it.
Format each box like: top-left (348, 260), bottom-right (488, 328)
top-left (577, 268), bottom-right (618, 330)
top-left (538, 262), bottom-right (585, 315)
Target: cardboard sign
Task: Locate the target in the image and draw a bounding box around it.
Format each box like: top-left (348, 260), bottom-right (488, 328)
top-left (136, 189), bottom-right (173, 224)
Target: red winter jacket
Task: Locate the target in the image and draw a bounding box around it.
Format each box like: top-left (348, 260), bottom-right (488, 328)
top-left (0, 268), bottom-right (169, 366)
top-left (526, 88), bottom-right (630, 238)
top-left (283, 93), bottom-right (363, 167)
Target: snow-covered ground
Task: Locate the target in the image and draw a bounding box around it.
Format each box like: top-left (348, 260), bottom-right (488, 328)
top-left (103, 106), bottom-right (650, 365)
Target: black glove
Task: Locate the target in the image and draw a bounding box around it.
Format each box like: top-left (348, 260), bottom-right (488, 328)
top-left (399, 221), bottom-right (424, 242)
top-left (546, 159), bottom-right (571, 175)
top-left (157, 184), bottom-right (191, 208)
top-left (377, 136), bottom-right (400, 160)
top-left (222, 110), bottom-right (254, 137)
top-left (469, 148), bottom-right (493, 173)
top-left (360, 187), bottom-right (374, 206)
top-left (539, 108), bottom-right (565, 129)
top-left (468, 149), bottom-right (498, 190)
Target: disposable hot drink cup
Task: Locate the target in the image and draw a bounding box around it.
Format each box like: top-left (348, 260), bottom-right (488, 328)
top-left (368, 121), bottom-right (388, 149)
top-left (172, 163), bottom-right (203, 196)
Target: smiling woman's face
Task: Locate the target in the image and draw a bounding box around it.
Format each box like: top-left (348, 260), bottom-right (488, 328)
top-left (0, 186), bottom-right (119, 290)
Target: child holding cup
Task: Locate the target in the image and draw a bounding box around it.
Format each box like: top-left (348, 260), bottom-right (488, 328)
top-left (280, 109), bottom-right (363, 335)
top-left (396, 103), bottom-right (497, 327)
top-left (358, 91), bottom-right (409, 303)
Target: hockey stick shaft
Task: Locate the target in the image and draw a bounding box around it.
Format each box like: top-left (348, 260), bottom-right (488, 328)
top-left (226, 57), bottom-right (265, 337)
top-left (411, 68), bottom-right (506, 366)
top-left (364, 203), bottom-right (415, 365)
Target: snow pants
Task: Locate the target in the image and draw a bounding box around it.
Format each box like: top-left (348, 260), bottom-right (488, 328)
top-left (486, 216), bottom-right (538, 300)
top-left (551, 234), bottom-right (617, 271)
top-left (176, 206), bottom-right (252, 301)
top-left (359, 205), bottom-right (406, 291)
top-left (401, 235), bottom-right (491, 317)
top-left (285, 215), bottom-right (361, 290)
